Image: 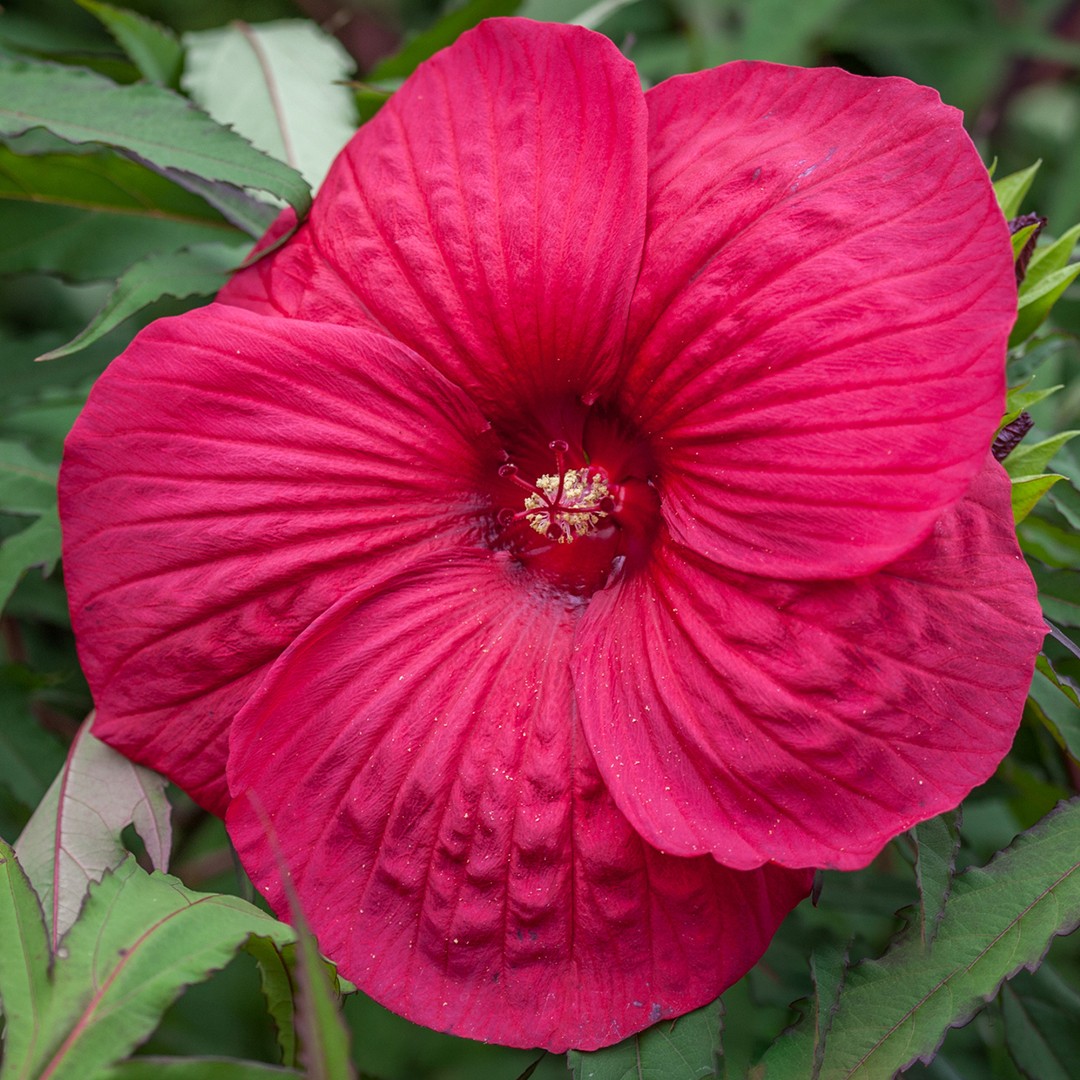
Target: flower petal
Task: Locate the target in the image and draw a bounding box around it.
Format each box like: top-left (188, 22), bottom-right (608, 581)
top-left (221, 19), bottom-right (648, 415)
top-left (226, 550), bottom-right (811, 1051)
top-left (60, 304), bottom-right (495, 812)
top-left (575, 459), bottom-right (1045, 870)
top-left (624, 62), bottom-right (1015, 579)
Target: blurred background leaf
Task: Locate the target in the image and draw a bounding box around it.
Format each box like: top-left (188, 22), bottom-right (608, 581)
top-left (2, 0), bottom-right (1080, 1077)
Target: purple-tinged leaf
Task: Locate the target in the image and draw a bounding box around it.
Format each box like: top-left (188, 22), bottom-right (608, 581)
top-left (15, 715), bottom-right (171, 947)
top-left (181, 20), bottom-right (356, 191)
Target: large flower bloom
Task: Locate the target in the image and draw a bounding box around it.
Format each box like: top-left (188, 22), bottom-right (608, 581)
top-left (60, 18), bottom-right (1045, 1051)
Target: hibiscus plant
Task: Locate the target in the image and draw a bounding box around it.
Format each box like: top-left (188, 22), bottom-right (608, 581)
top-left (1, 2), bottom-right (1080, 1079)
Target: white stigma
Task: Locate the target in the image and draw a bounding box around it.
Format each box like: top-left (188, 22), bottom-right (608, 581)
top-left (524, 468), bottom-right (611, 543)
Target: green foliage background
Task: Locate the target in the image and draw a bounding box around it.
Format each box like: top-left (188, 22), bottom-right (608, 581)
top-left (2, 1), bottom-right (1080, 1078)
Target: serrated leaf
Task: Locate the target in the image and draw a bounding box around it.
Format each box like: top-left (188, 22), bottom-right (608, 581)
top-left (0, 55), bottom-right (310, 218)
top-left (1005, 431), bottom-right (1080, 479)
top-left (809, 946), bottom-right (847, 1079)
top-left (7, 857), bottom-right (297, 1080)
top-left (748, 947), bottom-right (848, 1080)
top-left (913, 810), bottom-right (962, 950)
top-left (182, 20), bottom-right (356, 190)
top-left (76, 0), bottom-right (183, 87)
top-left (1011, 261), bottom-right (1080, 347)
top-left (994, 161), bottom-right (1041, 219)
top-left (37, 241), bottom-right (245, 361)
top-left (1012, 473), bottom-right (1066, 523)
top-left (15, 716), bottom-right (172, 946)
top-left (0, 505), bottom-right (60, 613)
top-left (568, 1002), bottom-right (720, 1080)
top-left (0, 144), bottom-right (237, 280)
top-left (95, 1059), bottom-right (304, 1080)
top-left (96, 1059), bottom-right (305, 1079)
top-left (370, 0), bottom-right (522, 80)
top-left (138, 165), bottom-right (277, 237)
top-left (1001, 965), bottom-right (1080, 1080)
top-left (0, 838), bottom-right (51, 1077)
top-left (245, 936), bottom-right (299, 1068)
top-left (754, 799), bottom-right (1080, 1079)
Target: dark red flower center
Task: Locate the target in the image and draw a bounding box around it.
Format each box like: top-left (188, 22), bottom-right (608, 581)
top-left (491, 400), bottom-right (659, 598)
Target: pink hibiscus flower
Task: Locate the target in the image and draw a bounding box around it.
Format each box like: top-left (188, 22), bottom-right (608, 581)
top-left (60, 18), bottom-right (1045, 1052)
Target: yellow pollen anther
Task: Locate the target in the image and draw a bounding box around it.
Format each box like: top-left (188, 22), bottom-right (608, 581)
top-left (524, 468), bottom-right (611, 543)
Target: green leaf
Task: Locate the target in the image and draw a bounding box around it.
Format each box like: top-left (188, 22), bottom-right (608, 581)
top-left (1011, 261), bottom-right (1080, 347)
top-left (0, 144), bottom-right (238, 280)
top-left (1011, 473), bottom-right (1066, 523)
top-left (1004, 431), bottom-right (1080, 479)
top-left (15, 716), bottom-right (172, 945)
top-left (754, 799), bottom-right (1080, 1079)
top-left (568, 1002), bottom-right (720, 1079)
top-left (0, 440), bottom-right (57, 514)
top-left (182, 20), bottom-right (356, 189)
top-left (1025, 222), bottom-right (1080, 289)
top-left (96, 1059), bottom-right (304, 1079)
top-left (245, 936), bottom-right (299, 1068)
top-left (912, 810), bottom-right (962, 950)
top-left (994, 161), bottom-right (1041, 219)
top-left (1001, 965), bottom-right (1080, 1080)
top-left (1010, 222), bottom-right (1039, 261)
top-left (748, 947), bottom-right (848, 1080)
top-left (572, 0), bottom-right (643, 29)
top-left (1020, 515), bottom-right (1080, 568)
top-left (1032, 563), bottom-right (1080, 628)
top-left (76, 0), bottom-right (183, 87)
top-left (145, 168), bottom-right (277, 237)
top-left (0, 506), bottom-right (60, 613)
top-left (1008, 333), bottom-right (1079, 385)
top-left (0, 55), bottom-right (310, 218)
top-left (283, 891), bottom-right (355, 1079)
top-left (370, 0), bottom-right (522, 80)
top-left (37, 241), bottom-right (245, 361)
top-left (0, 670), bottom-right (67, 809)
top-left (1047, 477), bottom-right (1080, 531)
top-left (1027, 659), bottom-right (1080, 763)
top-left (1002, 383), bottom-right (1062, 426)
top-left (0, 838), bottom-right (51, 1078)
top-left (292, 929), bottom-right (355, 1080)
top-left (353, 84), bottom-right (395, 125)
top-left (8, 858), bottom-right (297, 1080)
